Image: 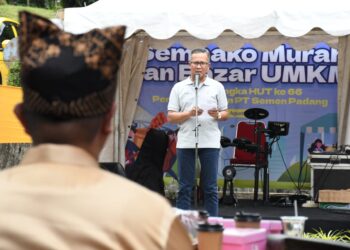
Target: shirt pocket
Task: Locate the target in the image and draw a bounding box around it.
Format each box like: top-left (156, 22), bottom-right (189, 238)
top-left (179, 91), bottom-right (195, 112)
top-left (198, 91), bottom-right (218, 110)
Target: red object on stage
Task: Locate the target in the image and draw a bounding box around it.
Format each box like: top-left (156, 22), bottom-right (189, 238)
top-left (230, 121), bottom-right (267, 165)
top-left (229, 121), bottom-right (269, 202)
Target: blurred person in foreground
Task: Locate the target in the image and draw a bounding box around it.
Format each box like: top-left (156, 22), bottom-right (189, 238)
top-left (167, 48), bottom-right (228, 216)
top-left (0, 11), bottom-right (192, 250)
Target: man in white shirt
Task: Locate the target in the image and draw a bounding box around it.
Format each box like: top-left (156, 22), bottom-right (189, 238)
top-left (167, 48), bottom-right (228, 216)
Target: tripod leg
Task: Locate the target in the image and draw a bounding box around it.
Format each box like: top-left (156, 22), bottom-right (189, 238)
top-left (223, 179), bottom-right (227, 200)
top-left (229, 180), bottom-right (237, 205)
top-left (254, 167), bottom-right (259, 202)
top-left (263, 166), bottom-right (267, 202)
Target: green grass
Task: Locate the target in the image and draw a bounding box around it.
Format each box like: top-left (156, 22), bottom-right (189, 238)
top-left (164, 177), bottom-right (310, 190)
top-left (278, 161), bottom-right (310, 183)
top-left (164, 159), bottom-right (311, 190)
top-left (0, 4), bottom-right (57, 21)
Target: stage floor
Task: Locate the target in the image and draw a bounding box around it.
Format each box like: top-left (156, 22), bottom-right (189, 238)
top-left (217, 198), bottom-right (350, 233)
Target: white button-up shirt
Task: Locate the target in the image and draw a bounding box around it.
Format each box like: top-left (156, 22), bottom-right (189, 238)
top-left (168, 76), bottom-right (228, 148)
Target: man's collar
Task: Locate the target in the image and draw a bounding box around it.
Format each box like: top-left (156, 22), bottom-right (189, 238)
top-left (21, 144), bottom-right (99, 168)
top-left (185, 76), bottom-right (210, 85)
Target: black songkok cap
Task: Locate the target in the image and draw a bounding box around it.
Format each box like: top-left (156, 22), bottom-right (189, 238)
top-left (18, 11), bottom-right (126, 120)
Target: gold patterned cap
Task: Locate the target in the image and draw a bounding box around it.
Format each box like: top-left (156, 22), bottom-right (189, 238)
top-left (19, 11), bottom-right (126, 120)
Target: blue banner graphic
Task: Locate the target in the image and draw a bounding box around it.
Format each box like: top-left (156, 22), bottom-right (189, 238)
top-left (127, 43), bottom-right (338, 182)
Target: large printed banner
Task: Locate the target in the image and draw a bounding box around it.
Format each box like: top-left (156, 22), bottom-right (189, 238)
top-left (126, 43), bottom-right (338, 182)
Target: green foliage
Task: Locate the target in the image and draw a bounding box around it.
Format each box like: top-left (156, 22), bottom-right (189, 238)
top-left (8, 61), bottom-right (21, 87)
top-left (60, 0), bottom-right (76, 7)
top-left (0, 0), bottom-right (7, 5)
top-left (303, 228), bottom-right (350, 243)
top-left (5, 0), bottom-right (59, 8)
top-left (0, 4), bottom-right (56, 20)
top-left (61, 0), bottom-right (97, 8)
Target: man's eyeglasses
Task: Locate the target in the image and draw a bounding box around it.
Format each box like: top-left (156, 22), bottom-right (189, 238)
top-left (190, 61), bottom-right (209, 66)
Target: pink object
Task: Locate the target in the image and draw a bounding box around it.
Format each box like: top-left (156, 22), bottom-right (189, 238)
top-left (215, 217), bottom-right (282, 234)
top-left (260, 220), bottom-right (283, 234)
top-left (222, 228), bottom-right (267, 250)
top-left (208, 217), bottom-right (236, 228)
top-left (208, 217), bottom-right (224, 224)
top-left (222, 218), bottom-right (236, 228)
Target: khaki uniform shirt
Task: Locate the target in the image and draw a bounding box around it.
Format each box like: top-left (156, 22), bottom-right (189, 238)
top-left (0, 144), bottom-right (193, 250)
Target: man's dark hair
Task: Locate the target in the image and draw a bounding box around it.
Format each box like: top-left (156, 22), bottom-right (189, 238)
top-left (191, 48), bottom-right (210, 60)
top-left (23, 109), bottom-right (105, 145)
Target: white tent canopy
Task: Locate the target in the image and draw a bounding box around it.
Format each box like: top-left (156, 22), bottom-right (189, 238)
top-left (63, 0), bottom-right (350, 163)
top-left (64, 0), bottom-right (350, 39)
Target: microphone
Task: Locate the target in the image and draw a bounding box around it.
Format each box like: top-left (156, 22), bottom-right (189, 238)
top-left (194, 73), bottom-right (200, 89)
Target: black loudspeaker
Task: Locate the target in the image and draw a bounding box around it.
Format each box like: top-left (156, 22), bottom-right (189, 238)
top-left (313, 167), bottom-right (350, 200)
top-left (220, 165), bottom-right (237, 206)
top-left (267, 121), bottom-right (289, 136)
